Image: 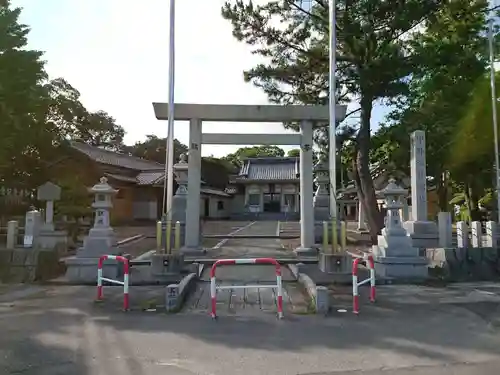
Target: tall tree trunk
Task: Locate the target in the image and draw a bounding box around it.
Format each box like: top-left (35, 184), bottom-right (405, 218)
top-left (464, 178), bottom-right (481, 222)
top-left (353, 95), bottom-right (383, 243)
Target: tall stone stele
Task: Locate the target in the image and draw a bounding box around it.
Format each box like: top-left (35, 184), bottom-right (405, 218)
top-left (37, 181), bottom-right (67, 249)
top-left (372, 178), bottom-right (428, 280)
top-left (403, 130), bottom-right (438, 247)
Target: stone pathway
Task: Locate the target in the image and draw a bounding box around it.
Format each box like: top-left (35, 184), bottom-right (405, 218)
top-left (203, 221), bottom-right (293, 259)
top-left (184, 280), bottom-right (312, 316)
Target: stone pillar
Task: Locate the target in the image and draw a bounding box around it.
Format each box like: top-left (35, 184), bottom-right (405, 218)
top-left (357, 201), bottom-right (367, 231)
top-left (456, 221), bottom-right (469, 248)
top-left (6, 220), bottom-right (18, 249)
top-left (403, 131), bottom-right (438, 248)
top-left (295, 120), bottom-right (314, 254)
top-left (470, 221), bottom-right (481, 248)
top-left (485, 221), bottom-right (497, 248)
top-left (23, 209), bottom-right (41, 248)
top-left (437, 212), bottom-right (452, 248)
top-left (372, 179), bottom-right (428, 280)
top-left (185, 118), bottom-right (202, 250)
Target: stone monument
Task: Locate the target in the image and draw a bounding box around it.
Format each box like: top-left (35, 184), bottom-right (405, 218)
top-left (373, 179), bottom-right (428, 279)
top-left (403, 130), bottom-right (438, 248)
top-left (65, 177), bottom-right (119, 283)
top-left (37, 182), bottom-right (67, 249)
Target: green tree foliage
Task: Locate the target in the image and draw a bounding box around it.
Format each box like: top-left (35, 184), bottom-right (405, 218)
top-left (376, 0), bottom-right (490, 217)
top-left (123, 135), bottom-right (188, 164)
top-left (0, 1), bottom-right (127, 216)
top-left (221, 0), bottom-right (444, 239)
top-left (0, 1), bottom-right (48, 188)
top-left (287, 149), bottom-right (300, 157)
top-left (222, 145), bottom-right (285, 167)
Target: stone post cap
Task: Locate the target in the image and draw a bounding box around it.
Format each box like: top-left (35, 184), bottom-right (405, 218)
top-left (382, 178), bottom-right (407, 197)
top-left (37, 181), bottom-right (61, 201)
top-left (89, 177), bottom-right (118, 195)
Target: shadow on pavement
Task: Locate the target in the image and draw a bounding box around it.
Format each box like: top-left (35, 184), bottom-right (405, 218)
top-left (0, 306), bottom-right (89, 375)
top-left (1, 284), bottom-right (500, 373)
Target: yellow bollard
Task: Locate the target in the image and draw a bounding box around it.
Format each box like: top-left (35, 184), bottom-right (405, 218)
top-left (340, 221), bottom-right (347, 251)
top-left (156, 221), bottom-right (162, 252)
top-left (322, 221), bottom-right (328, 251)
top-left (174, 221), bottom-right (181, 251)
top-left (331, 219), bottom-right (338, 254)
top-left (165, 221), bottom-right (172, 254)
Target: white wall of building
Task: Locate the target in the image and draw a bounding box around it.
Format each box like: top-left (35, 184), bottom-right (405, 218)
top-left (244, 183), bottom-right (300, 213)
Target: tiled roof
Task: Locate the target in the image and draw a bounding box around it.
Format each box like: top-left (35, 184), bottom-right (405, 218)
top-left (136, 171), bottom-right (165, 185)
top-left (237, 157), bottom-right (299, 181)
top-left (70, 141), bottom-right (163, 171)
top-left (104, 173), bottom-right (138, 183)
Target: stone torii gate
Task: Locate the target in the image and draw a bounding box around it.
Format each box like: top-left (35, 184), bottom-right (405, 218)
top-left (153, 103), bottom-right (347, 253)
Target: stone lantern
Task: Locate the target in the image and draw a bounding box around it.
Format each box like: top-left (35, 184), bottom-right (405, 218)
top-left (173, 153), bottom-right (188, 196)
top-left (373, 178), bottom-right (428, 279)
top-left (170, 153), bottom-right (189, 222)
top-left (380, 178), bottom-right (407, 237)
top-left (89, 177), bottom-right (117, 232)
top-left (313, 156), bottom-right (330, 221)
top-left (82, 177), bottom-right (118, 253)
top-left (65, 177), bottom-right (119, 283)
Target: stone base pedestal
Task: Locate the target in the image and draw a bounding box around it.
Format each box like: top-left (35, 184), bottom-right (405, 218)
top-left (180, 247), bottom-right (206, 257)
top-left (150, 253), bottom-right (185, 277)
top-left (65, 257), bottom-right (118, 284)
top-left (373, 256), bottom-right (428, 280)
top-left (318, 252), bottom-right (351, 274)
top-left (38, 230), bottom-right (68, 250)
top-left (294, 246), bottom-right (317, 256)
top-left (403, 220), bottom-right (439, 248)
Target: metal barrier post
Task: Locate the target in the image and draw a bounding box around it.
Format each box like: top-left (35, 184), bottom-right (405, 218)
top-left (352, 255), bottom-right (375, 315)
top-left (156, 221), bottom-right (162, 252)
top-left (331, 219), bottom-right (338, 253)
top-left (174, 221), bottom-right (181, 250)
top-left (165, 220), bottom-right (172, 254)
top-left (96, 255), bottom-right (130, 311)
top-left (340, 221), bottom-right (347, 251)
top-left (210, 258), bottom-right (283, 320)
top-left (322, 221), bottom-right (328, 251)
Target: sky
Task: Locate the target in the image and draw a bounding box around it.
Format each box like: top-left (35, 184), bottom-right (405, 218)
top-left (13, 0), bottom-right (390, 157)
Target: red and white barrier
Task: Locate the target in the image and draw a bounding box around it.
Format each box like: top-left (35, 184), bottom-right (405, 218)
top-left (210, 258), bottom-right (283, 319)
top-left (96, 255), bottom-right (130, 311)
top-left (352, 254), bottom-right (376, 314)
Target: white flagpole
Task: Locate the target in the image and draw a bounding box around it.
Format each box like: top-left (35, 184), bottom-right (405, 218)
top-left (163, 0), bottom-right (176, 222)
top-left (328, 0), bottom-right (337, 220)
top-left (488, 16), bottom-right (500, 222)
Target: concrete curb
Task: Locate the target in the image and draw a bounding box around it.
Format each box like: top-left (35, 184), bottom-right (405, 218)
top-left (165, 272), bottom-right (198, 313)
top-left (288, 264), bottom-right (322, 313)
top-left (132, 249), bottom-right (156, 261)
